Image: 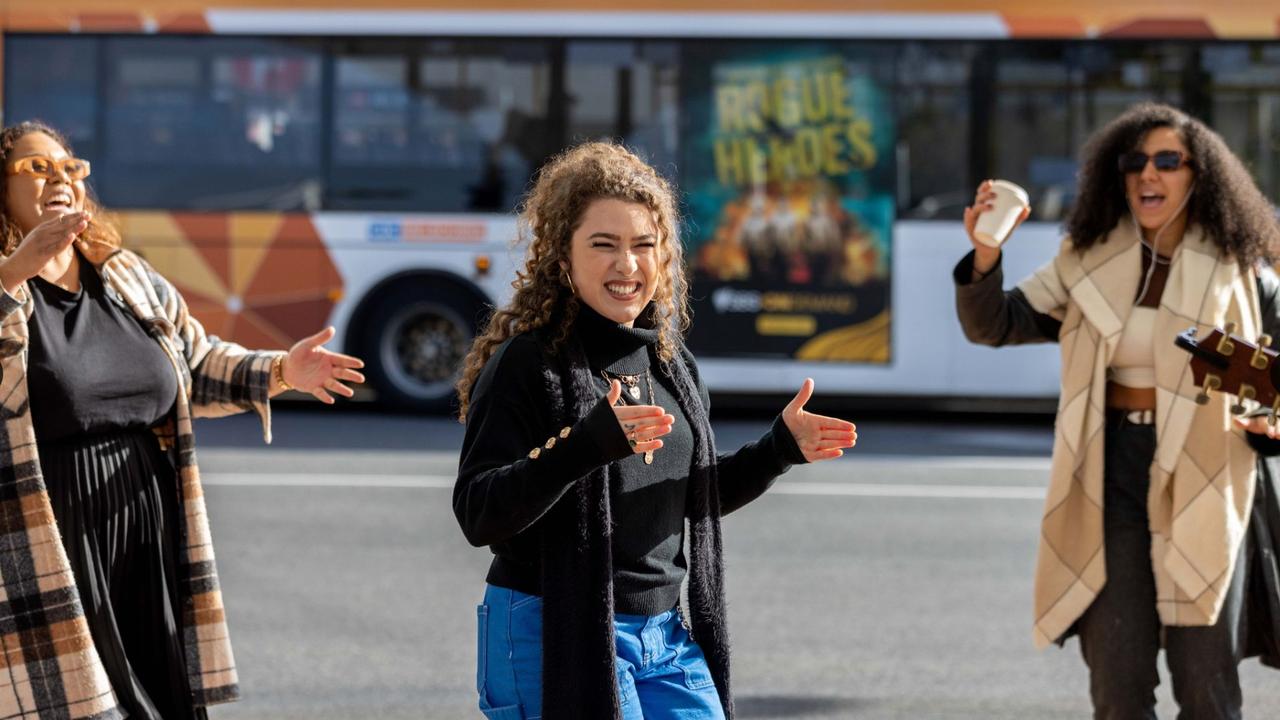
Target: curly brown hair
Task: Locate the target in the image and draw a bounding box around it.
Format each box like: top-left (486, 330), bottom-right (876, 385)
top-left (1065, 102), bottom-right (1279, 265)
top-left (0, 120), bottom-right (120, 254)
top-left (456, 141), bottom-right (689, 421)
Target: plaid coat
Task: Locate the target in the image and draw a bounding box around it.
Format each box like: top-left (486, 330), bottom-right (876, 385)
top-left (0, 240), bottom-right (281, 719)
top-left (1017, 223), bottom-right (1259, 647)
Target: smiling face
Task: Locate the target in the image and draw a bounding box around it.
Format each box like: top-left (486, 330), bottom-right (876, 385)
top-left (4, 131), bottom-right (86, 236)
top-left (1123, 126), bottom-right (1195, 239)
top-left (566, 198), bottom-right (662, 327)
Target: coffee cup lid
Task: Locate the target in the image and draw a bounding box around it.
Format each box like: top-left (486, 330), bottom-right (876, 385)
top-left (990, 179), bottom-right (1030, 206)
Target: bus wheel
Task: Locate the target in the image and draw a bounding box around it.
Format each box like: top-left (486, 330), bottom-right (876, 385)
top-left (360, 282), bottom-right (485, 413)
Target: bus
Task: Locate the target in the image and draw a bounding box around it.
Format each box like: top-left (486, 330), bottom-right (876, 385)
top-left (3, 2), bottom-right (1278, 412)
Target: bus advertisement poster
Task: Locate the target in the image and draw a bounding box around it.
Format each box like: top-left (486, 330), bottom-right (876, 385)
top-left (680, 45), bottom-right (895, 363)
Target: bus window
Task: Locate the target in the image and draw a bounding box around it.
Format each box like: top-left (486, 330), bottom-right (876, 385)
top-left (990, 42), bottom-right (1192, 222)
top-left (896, 42), bottom-right (978, 221)
top-left (326, 39), bottom-right (553, 213)
top-left (565, 41), bottom-right (681, 176)
top-left (990, 44), bottom-right (1076, 222)
top-left (4, 36), bottom-right (100, 160)
top-left (333, 56), bottom-right (412, 167)
top-left (1204, 43), bottom-right (1280, 204)
top-left (98, 37), bottom-right (322, 211)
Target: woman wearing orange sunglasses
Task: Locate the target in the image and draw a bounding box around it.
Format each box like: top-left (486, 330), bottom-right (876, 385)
top-left (954, 102), bottom-right (1280, 717)
top-left (0, 120), bottom-right (366, 720)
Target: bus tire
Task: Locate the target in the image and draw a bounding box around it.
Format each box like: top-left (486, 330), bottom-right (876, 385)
top-left (358, 280), bottom-right (487, 413)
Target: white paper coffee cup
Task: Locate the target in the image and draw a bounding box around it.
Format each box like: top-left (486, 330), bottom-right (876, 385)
top-left (973, 180), bottom-right (1031, 248)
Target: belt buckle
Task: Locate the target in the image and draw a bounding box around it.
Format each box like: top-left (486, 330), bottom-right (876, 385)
top-left (1125, 409), bottom-right (1154, 425)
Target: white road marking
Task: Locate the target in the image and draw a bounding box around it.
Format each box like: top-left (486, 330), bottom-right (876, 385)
top-left (769, 482), bottom-right (1043, 500)
top-left (202, 461), bottom-right (1048, 500)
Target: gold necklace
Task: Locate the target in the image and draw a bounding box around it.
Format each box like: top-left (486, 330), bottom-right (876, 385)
top-left (601, 368), bottom-right (656, 465)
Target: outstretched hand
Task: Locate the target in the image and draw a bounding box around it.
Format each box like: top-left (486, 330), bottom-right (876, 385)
top-left (283, 326), bottom-right (366, 404)
top-left (781, 378), bottom-right (857, 462)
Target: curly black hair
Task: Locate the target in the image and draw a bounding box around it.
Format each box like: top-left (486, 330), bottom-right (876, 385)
top-left (1065, 102), bottom-right (1279, 266)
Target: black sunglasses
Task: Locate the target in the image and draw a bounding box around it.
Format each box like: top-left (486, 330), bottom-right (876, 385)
top-left (1118, 150), bottom-right (1191, 174)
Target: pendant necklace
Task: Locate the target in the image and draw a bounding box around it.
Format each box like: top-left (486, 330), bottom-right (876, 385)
top-left (601, 368), bottom-right (656, 464)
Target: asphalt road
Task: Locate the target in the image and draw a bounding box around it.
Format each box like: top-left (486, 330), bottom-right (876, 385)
top-left (189, 408), bottom-right (1279, 719)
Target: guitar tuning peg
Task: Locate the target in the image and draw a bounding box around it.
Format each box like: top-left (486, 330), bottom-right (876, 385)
top-left (1195, 374), bottom-right (1221, 405)
top-left (1231, 384), bottom-right (1256, 415)
top-left (1217, 325), bottom-right (1236, 356)
top-left (1253, 334), bottom-right (1274, 370)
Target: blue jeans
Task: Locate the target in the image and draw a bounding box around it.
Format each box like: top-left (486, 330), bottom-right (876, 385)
top-left (476, 585), bottom-right (726, 720)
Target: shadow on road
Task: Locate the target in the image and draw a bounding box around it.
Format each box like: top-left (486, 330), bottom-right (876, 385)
top-left (736, 695), bottom-right (876, 718)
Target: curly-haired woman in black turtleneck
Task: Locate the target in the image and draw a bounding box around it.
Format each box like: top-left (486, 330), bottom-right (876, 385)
top-left (453, 141), bottom-right (857, 720)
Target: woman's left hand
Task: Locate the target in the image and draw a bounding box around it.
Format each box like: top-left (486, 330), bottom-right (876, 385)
top-left (1235, 415), bottom-right (1280, 439)
top-left (781, 378), bottom-right (857, 462)
top-left (282, 326), bottom-right (366, 404)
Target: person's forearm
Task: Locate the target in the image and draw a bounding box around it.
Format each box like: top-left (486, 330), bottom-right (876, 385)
top-left (455, 396), bottom-right (632, 546)
top-left (715, 415), bottom-right (806, 515)
top-left (0, 261), bottom-right (24, 297)
top-left (954, 251), bottom-right (1060, 346)
top-left (971, 246), bottom-right (1001, 282)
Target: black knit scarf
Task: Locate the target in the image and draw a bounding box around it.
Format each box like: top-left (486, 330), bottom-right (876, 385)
top-left (535, 326), bottom-right (732, 719)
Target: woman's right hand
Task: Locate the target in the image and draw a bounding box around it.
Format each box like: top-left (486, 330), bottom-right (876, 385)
top-left (0, 211), bottom-right (90, 294)
top-left (607, 380), bottom-right (674, 456)
top-left (962, 180), bottom-right (1028, 278)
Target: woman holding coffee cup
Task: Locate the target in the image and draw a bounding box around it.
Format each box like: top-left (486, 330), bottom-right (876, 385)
top-left (954, 102), bottom-right (1280, 718)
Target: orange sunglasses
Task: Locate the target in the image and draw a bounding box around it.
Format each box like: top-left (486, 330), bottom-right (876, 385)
top-left (6, 155), bottom-right (91, 181)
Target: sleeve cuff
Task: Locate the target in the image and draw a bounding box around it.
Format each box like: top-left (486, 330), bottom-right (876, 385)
top-left (0, 286), bottom-right (23, 319)
top-left (769, 414), bottom-right (808, 466)
top-left (248, 351), bottom-right (281, 444)
top-left (519, 395), bottom-right (632, 482)
top-left (582, 395), bottom-right (633, 462)
top-left (954, 249), bottom-right (1003, 288)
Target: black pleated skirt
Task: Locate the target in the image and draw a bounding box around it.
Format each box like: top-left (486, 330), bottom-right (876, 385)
top-left (40, 429), bottom-right (208, 720)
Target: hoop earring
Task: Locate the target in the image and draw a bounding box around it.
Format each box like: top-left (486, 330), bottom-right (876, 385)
top-left (561, 269), bottom-right (577, 296)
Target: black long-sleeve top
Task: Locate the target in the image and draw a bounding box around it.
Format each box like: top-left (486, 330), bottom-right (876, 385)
top-left (454, 305), bottom-right (806, 615)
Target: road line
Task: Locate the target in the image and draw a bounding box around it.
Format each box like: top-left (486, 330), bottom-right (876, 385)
top-left (770, 482), bottom-right (1043, 500)
top-left (203, 474), bottom-right (445, 489)
top-left (201, 473), bottom-right (1045, 500)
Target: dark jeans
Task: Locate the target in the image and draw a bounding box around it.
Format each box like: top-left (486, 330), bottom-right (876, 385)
top-left (1076, 416), bottom-right (1247, 720)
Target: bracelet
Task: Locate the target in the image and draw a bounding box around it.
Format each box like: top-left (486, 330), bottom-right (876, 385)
top-left (272, 355), bottom-right (293, 392)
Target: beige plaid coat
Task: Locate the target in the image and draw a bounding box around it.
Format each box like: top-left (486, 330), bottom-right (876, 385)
top-left (1018, 221), bottom-right (1260, 648)
top-left (0, 240), bottom-right (281, 719)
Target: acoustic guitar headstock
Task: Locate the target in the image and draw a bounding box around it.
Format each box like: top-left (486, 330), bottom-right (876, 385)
top-left (1174, 324), bottom-right (1280, 417)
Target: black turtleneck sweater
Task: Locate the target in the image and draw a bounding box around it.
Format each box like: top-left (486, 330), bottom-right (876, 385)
top-left (455, 305), bottom-right (806, 615)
